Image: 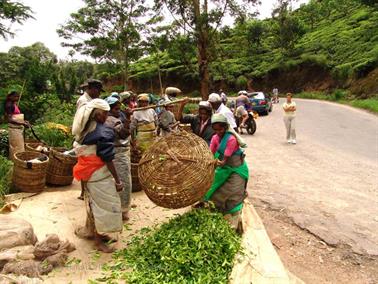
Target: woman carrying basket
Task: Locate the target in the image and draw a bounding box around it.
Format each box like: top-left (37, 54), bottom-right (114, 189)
top-left (4, 91), bottom-right (31, 160)
top-left (72, 99), bottom-right (123, 253)
top-left (204, 113), bottom-right (249, 230)
top-left (180, 101), bottom-right (214, 145)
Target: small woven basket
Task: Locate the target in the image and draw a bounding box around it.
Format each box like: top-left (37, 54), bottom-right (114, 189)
top-left (25, 142), bottom-right (49, 155)
top-left (138, 130), bottom-right (215, 209)
top-left (46, 148), bottom-right (77, 186)
top-left (12, 151), bottom-right (49, 193)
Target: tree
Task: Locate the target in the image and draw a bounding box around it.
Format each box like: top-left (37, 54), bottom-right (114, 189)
top-left (154, 0), bottom-right (259, 99)
top-left (0, 0), bottom-right (33, 39)
top-left (57, 0), bottom-right (149, 89)
top-left (271, 0), bottom-right (305, 55)
top-left (299, 0), bottom-right (322, 30)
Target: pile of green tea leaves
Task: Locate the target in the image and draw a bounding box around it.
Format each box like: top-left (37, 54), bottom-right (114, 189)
top-left (97, 209), bottom-right (241, 284)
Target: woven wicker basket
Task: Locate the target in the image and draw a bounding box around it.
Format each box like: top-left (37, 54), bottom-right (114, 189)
top-left (46, 148), bottom-right (77, 186)
top-left (25, 142), bottom-right (49, 155)
top-left (138, 130), bottom-right (215, 209)
top-left (131, 162), bottom-right (142, 192)
top-left (12, 151), bottom-right (49, 193)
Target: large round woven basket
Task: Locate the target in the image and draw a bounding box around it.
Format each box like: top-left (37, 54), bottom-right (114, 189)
top-left (12, 151), bottom-right (49, 193)
top-left (46, 148), bottom-right (77, 186)
top-left (138, 131), bottom-right (215, 209)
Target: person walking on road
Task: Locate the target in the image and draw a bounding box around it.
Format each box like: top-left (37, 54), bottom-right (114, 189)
top-left (283, 93), bottom-right (296, 144)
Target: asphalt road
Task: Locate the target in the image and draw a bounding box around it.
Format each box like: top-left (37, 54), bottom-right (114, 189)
top-left (244, 99), bottom-right (378, 256)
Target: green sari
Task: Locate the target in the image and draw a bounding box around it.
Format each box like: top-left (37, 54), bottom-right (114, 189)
top-left (204, 132), bottom-right (249, 213)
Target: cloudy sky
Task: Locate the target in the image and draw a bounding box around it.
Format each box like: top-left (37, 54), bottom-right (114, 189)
top-left (0, 0), bottom-right (307, 60)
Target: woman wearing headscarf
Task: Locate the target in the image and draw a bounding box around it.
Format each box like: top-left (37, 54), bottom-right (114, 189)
top-left (130, 94), bottom-right (158, 155)
top-left (72, 99), bottom-right (123, 253)
top-left (4, 91), bottom-right (31, 160)
top-left (104, 96), bottom-right (132, 221)
top-left (179, 101), bottom-right (214, 145)
top-left (204, 113), bottom-right (249, 230)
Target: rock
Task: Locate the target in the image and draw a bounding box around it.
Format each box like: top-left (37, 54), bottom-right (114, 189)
top-left (0, 216), bottom-right (37, 250)
top-left (33, 234), bottom-right (75, 260)
top-left (0, 273), bottom-right (43, 284)
top-left (0, 245), bottom-right (35, 270)
top-left (2, 260), bottom-right (40, 278)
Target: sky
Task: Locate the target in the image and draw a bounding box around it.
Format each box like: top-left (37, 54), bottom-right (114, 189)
top-left (0, 0), bottom-right (307, 60)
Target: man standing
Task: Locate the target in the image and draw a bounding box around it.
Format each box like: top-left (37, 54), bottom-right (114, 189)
top-left (219, 89), bottom-right (227, 105)
top-left (76, 79), bottom-right (104, 109)
top-left (73, 79), bottom-right (105, 199)
top-left (272, 88), bottom-right (279, 104)
top-left (208, 93), bottom-right (237, 131)
top-left (282, 93), bottom-right (296, 144)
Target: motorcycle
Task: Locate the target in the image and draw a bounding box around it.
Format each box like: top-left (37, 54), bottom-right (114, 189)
top-left (236, 111), bottom-right (257, 135)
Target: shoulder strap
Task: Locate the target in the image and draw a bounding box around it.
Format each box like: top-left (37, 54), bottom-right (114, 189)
top-left (215, 132), bottom-right (231, 160)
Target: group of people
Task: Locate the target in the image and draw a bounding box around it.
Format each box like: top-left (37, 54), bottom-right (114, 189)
top-left (70, 80), bottom-right (250, 251)
top-left (3, 79), bottom-right (296, 252)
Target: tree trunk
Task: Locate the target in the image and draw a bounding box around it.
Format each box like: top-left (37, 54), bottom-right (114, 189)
top-left (198, 38), bottom-right (210, 100)
top-left (193, 0), bottom-right (210, 100)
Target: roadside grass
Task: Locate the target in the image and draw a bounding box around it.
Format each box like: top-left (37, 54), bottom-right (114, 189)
top-left (347, 99), bottom-right (378, 113)
top-left (294, 91), bottom-right (378, 114)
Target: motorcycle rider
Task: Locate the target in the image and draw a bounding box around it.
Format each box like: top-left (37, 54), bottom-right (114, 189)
top-left (235, 91), bottom-right (250, 133)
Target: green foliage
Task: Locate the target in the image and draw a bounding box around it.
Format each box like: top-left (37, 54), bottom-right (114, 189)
top-left (236, 75), bottom-right (248, 89)
top-left (57, 0), bottom-right (149, 86)
top-left (25, 124), bottom-right (73, 149)
top-left (0, 130), bottom-right (9, 158)
top-left (0, 0), bottom-right (33, 39)
top-left (348, 98), bottom-right (378, 113)
top-left (97, 209), bottom-right (241, 283)
top-left (0, 155), bottom-right (13, 207)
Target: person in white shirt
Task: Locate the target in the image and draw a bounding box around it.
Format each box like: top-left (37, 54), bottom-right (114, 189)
top-left (282, 93), bottom-right (297, 144)
top-left (219, 89), bottom-right (227, 105)
top-left (208, 93), bottom-right (237, 131)
top-left (272, 88), bottom-right (279, 103)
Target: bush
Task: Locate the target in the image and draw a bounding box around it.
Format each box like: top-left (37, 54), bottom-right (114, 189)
top-left (332, 89), bottom-right (348, 100)
top-left (236, 75), bottom-right (248, 89)
top-left (25, 123), bottom-right (74, 149)
top-left (0, 129), bottom-right (9, 158)
top-left (0, 156), bottom-right (13, 207)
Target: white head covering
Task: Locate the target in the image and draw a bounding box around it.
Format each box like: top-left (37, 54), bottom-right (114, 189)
top-left (208, 93), bottom-right (221, 103)
top-left (211, 113), bottom-right (247, 148)
top-left (198, 101), bottom-right (212, 111)
top-left (72, 99), bottom-right (110, 143)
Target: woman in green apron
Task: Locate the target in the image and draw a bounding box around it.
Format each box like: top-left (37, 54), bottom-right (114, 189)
top-left (205, 113), bottom-right (249, 230)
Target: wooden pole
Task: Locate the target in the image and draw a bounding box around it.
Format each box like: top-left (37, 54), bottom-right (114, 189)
top-left (17, 80), bottom-right (27, 105)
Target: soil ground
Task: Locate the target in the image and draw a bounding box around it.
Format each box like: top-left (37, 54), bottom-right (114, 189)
top-left (10, 185), bottom-right (187, 283)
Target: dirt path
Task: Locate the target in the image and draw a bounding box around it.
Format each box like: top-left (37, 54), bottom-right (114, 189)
top-left (244, 99), bottom-right (378, 283)
top-left (11, 185), bottom-right (186, 283)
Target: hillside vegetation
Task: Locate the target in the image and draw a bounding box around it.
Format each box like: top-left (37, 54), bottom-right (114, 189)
top-left (126, 1), bottom-right (378, 96)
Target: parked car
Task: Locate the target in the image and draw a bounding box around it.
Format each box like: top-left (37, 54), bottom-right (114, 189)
top-left (247, 92), bottom-right (272, 115)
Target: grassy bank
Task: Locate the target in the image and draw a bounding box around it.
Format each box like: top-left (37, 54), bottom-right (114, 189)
top-left (294, 91), bottom-right (378, 114)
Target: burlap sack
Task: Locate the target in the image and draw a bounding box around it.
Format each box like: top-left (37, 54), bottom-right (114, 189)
top-left (0, 216), bottom-right (37, 250)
